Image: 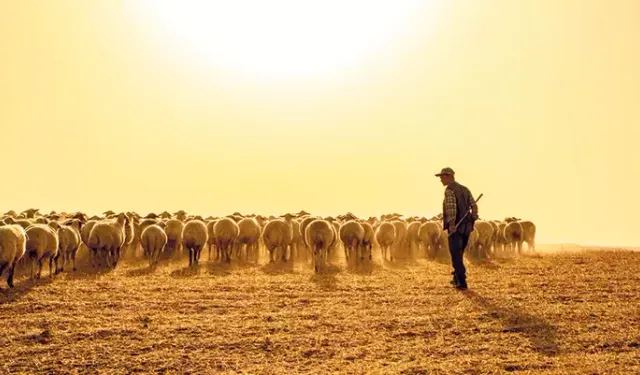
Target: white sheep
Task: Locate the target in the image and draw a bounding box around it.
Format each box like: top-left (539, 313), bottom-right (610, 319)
top-left (181, 220), bottom-right (208, 267)
top-left (206, 220), bottom-right (218, 260)
top-left (141, 224), bottom-right (168, 269)
top-left (87, 213), bottom-right (128, 268)
top-left (235, 217), bottom-right (261, 263)
top-left (339, 221), bottom-right (364, 265)
top-left (164, 219), bottom-right (184, 258)
top-left (375, 222), bottom-right (396, 262)
top-left (0, 225), bottom-right (27, 288)
top-left (405, 221), bottom-right (421, 259)
top-left (418, 221), bottom-right (441, 259)
top-left (503, 220), bottom-right (524, 253)
top-left (360, 222), bottom-right (374, 261)
top-left (519, 220), bottom-right (536, 251)
top-left (213, 217), bottom-right (240, 263)
top-left (390, 220), bottom-right (408, 259)
top-left (262, 217), bottom-right (293, 263)
top-left (471, 221), bottom-right (494, 259)
top-left (50, 221), bottom-right (81, 273)
top-left (25, 224), bottom-right (59, 279)
top-left (488, 220), bottom-right (500, 252)
top-left (305, 219), bottom-right (334, 273)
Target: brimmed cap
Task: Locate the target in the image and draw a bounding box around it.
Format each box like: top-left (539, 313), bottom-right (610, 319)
top-left (435, 167), bottom-right (455, 177)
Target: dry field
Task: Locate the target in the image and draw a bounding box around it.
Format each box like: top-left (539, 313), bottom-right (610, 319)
top-left (1, 248), bottom-right (639, 374)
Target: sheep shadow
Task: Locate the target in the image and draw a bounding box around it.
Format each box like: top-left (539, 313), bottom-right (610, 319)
top-left (463, 290), bottom-right (560, 356)
top-left (204, 260), bottom-right (252, 276)
top-left (468, 257), bottom-right (501, 270)
top-left (261, 260), bottom-right (295, 275)
top-left (124, 266), bottom-right (155, 277)
top-left (0, 277), bottom-right (54, 305)
top-left (346, 260), bottom-right (378, 275)
top-left (382, 258), bottom-right (418, 270)
top-left (310, 270), bottom-right (338, 291)
top-left (54, 264), bottom-right (117, 281)
top-left (170, 266), bottom-right (200, 278)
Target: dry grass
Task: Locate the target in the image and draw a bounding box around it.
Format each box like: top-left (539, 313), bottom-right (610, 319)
top-left (1, 248), bottom-right (639, 374)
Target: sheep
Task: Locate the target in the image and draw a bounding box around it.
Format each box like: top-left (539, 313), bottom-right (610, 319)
top-left (390, 220), bottom-right (408, 258)
top-left (405, 221), bottom-right (421, 259)
top-left (327, 220), bottom-right (341, 259)
top-left (494, 221), bottom-right (508, 252)
top-left (141, 224), bottom-right (168, 269)
top-left (467, 230), bottom-right (479, 256)
top-left (182, 219), bottom-right (208, 267)
top-left (50, 221), bottom-right (81, 273)
top-left (339, 221), bottom-right (365, 265)
top-left (34, 217), bottom-right (49, 224)
top-left (206, 220), bottom-right (218, 260)
top-left (122, 213), bottom-right (136, 258)
top-left (289, 219), bottom-right (303, 261)
top-left (305, 219), bottom-right (334, 273)
top-left (87, 213), bottom-right (128, 268)
top-left (25, 224), bottom-right (59, 279)
top-left (4, 210), bottom-right (17, 217)
top-left (488, 220), bottom-right (500, 252)
top-left (503, 220), bottom-right (524, 253)
top-left (375, 222), bottom-right (396, 262)
top-left (262, 216), bottom-right (293, 263)
top-left (360, 222), bottom-right (375, 261)
top-left (23, 208), bottom-right (40, 219)
top-left (235, 218), bottom-right (261, 263)
top-left (298, 215), bottom-right (319, 254)
top-left (213, 217), bottom-right (239, 263)
top-left (174, 210), bottom-right (188, 222)
top-left (519, 220), bottom-right (536, 251)
top-left (0, 225), bottom-right (27, 288)
top-left (418, 221), bottom-right (441, 259)
top-left (471, 221), bottom-right (494, 259)
top-left (11, 218), bottom-right (35, 230)
top-left (164, 219), bottom-right (184, 258)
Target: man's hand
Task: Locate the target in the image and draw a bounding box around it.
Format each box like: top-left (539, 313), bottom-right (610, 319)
top-left (448, 223), bottom-right (456, 233)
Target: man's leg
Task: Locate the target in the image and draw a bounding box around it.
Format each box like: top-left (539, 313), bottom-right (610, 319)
top-left (448, 233), bottom-right (466, 288)
top-left (457, 233), bottom-right (469, 288)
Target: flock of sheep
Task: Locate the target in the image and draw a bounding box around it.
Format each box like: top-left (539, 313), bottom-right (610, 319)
top-left (0, 208), bottom-right (536, 288)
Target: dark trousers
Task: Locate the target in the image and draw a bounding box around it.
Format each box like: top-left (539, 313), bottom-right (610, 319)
top-left (448, 231), bottom-right (470, 286)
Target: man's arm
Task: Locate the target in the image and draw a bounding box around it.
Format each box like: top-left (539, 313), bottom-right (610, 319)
top-left (444, 189), bottom-right (457, 229)
top-left (468, 193), bottom-right (478, 219)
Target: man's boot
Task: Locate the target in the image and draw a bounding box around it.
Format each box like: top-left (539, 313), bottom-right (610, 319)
top-left (449, 271), bottom-right (458, 286)
top-left (455, 274), bottom-right (468, 290)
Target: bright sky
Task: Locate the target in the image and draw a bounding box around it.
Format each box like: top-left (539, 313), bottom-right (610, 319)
top-left (1, 1), bottom-right (639, 247)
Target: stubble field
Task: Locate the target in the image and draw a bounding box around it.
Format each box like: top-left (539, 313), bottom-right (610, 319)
top-left (1, 248), bottom-right (639, 374)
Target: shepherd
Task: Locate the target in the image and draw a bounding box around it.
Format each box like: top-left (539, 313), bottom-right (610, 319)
top-left (435, 167), bottom-right (479, 290)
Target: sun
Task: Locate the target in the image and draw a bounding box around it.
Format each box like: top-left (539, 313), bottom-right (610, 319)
top-left (133, 0), bottom-right (433, 81)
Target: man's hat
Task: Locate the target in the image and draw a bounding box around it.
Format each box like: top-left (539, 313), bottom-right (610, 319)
top-left (435, 167), bottom-right (455, 177)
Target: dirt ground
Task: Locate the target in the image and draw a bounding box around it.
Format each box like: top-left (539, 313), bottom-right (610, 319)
top-left (1, 248), bottom-right (639, 374)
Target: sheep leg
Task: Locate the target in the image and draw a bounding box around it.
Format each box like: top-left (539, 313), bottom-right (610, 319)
top-left (6, 262), bottom-right (17, 288)
top-left (0, 262), bottom-right (7, 279)
top-left (53, 253), bottom-right (61, 274)
top-left (36, 258), bottom-right (43, 279)
top-left (196, 245), bottom-right (202, 266)
top-left (517, 241), bottom-right (523, 254)
top-left (114, 247), bottom-right (121, 267)
top-left (104, 248), bottom-right (113, 269)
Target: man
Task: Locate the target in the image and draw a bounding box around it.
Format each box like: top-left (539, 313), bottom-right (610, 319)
top-left (435, 167), bottom-right (478, 290)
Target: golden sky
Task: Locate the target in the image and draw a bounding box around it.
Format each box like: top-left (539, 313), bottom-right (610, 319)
top-left (1, 1), bottom-right (639, 246)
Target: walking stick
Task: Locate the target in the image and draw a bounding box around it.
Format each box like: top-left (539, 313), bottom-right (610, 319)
top-left (448, 193), bottom-right (483, 236)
